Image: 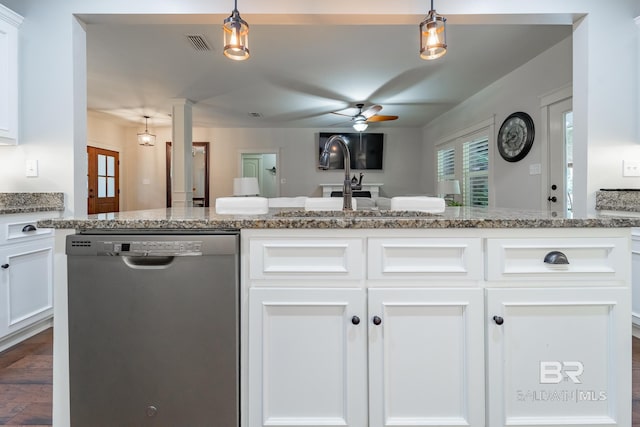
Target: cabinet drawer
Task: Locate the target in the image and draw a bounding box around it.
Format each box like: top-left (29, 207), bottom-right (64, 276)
top-left (486, 237), bottom-right (627, 282)
top-left (0, 213), bottom-right (57, 246)
top-left (249, 237), bottom-right (364, 280)
top-left (368, 237), bottom-right (483, 281)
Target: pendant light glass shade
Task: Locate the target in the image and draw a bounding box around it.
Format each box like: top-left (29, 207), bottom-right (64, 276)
top-left (353, 116), bottom-right (368, 132)
top-left (420, 0), bottom-right (447, 60)
top-left (223, 0), bottom-right (250, 61)
top-left (137, 115), bottom-right (156, 146)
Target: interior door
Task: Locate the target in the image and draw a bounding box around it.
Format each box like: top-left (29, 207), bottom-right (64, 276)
top-left (242, 154), bottom-right (263, 195)
top-left (87, 146), bottom-right (119, 214)
top-left (547, 97), bottom-right (573, 213)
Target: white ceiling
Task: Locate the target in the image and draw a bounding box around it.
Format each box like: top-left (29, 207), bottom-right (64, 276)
top-left (85, 16), bottom-right (571, 130)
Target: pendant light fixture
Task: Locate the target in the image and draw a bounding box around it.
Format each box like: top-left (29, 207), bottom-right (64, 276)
top-left (137, 115), bottom-right (156, 146)
top-left (352, 116), bottom-right (368, 132)
top-left (223, 0), bottom-right (250, 61)
top-left (419, 0), bottom-right (447, 60)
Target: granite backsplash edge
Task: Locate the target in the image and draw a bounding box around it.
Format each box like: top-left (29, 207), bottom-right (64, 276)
top-left (595, 190), bottom-right (640, 212)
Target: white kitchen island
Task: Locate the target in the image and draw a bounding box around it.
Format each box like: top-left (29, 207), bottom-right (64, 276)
top-left (39, 206), bottom-right (640, 427)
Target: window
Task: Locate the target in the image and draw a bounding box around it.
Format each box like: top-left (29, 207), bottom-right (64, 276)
top-left (435, 122), bottom-right (492, 207)
top-left (437, 147), bottom-right (455, 182)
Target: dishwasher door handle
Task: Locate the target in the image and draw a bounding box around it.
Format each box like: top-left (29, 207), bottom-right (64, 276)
top-left (122, 256), bottom-right (175, 269)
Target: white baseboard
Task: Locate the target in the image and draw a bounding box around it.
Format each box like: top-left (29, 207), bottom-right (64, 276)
top-left (633, 323), bottom-right (640, 339)
top-left (0, 317), bottom-right (53, 353)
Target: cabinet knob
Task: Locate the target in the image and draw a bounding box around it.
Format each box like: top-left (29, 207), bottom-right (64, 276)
top-left (1, 264), bottom-right (9, 269)
top-left (372, 316), bottom-right (382, 326)
top-left (543, 250), bottom-right (569, 265)
top-left (493, 315), bottom-right (504, 325)
top-left (22, 224), bottom-right (37, 232)
top-left (351, 316), bottom-right (360, 325)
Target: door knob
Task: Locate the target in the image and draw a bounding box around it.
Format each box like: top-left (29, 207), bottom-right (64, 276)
top-left (493, 315), bottom-right (504, 325)
top-left (547, 196), bottom-right (557, 203)
top-left (1, 264), bottom-right (9, 269)
top-left (372, 316), bottom-right (382, 326)
top-left (351, 316), bottom-right (360, 325)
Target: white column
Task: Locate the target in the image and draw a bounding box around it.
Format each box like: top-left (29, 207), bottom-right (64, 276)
top-left (171, 99), bottom-right (194, 207)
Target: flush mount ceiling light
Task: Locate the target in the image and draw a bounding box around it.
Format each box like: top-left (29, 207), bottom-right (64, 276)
top-left (419, 0), bottom-right (447, 60)
top-left (352, 116), bottom-right (368, 132)
top-left (137, 115), bottom-right (156, 146)
top-left (223, 0), bottom-right (250, 61)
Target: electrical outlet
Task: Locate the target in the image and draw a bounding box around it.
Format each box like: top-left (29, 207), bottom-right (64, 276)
top-left (623, 160), bottom-right (640, 177)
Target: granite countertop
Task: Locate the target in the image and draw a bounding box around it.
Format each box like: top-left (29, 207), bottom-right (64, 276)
top-left (596, 190), bottom-right (640, 213)
top-left (36, 206), bottom-right (640, 230)
top-left (0, 192), bottom-right (65, 215)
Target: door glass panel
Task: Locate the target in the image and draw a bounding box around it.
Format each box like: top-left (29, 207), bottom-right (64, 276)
top-left (98, 154), bottom-right (106, 176)
top-left (107, 156), bottom-right (115, 176)
top-left (107, 177), bottom-right (115, 197)
top-left (98, 177), bottom-right (106, 197)
top-left (565, 111), bottom-right (573, 212)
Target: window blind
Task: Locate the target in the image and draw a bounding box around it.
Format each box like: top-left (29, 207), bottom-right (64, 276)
top-left (437, 147), bottom-right (456, 181)
top-left (463, 138), bottom-right (489, 206)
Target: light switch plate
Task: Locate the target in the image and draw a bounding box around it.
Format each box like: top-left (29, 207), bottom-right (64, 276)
top-left (623, 160), bottom-right (640, 177)
top-left (25, 159), bottom-right (38, 177)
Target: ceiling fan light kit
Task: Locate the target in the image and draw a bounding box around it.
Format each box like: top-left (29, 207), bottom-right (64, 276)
top-left (353, 116), bottom-right (368, 132)
top-left (223, 0), bottom-right (250, 61)
top-left (137, 115), bottom-right (156, 146)
top-left (420, 0), bottom-right (447, 60)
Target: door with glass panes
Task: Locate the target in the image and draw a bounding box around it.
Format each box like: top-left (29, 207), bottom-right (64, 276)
top-left (87, 146), bottom-right (119, 214)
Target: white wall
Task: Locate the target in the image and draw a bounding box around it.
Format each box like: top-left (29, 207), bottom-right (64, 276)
top-left (0, 0), bottom-right (637, 217)
top-left (422, 37), bottom-right (573, 210)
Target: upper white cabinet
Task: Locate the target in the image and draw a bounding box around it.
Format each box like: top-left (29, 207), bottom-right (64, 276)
top-left (0, 4), bottom-right (23, 145)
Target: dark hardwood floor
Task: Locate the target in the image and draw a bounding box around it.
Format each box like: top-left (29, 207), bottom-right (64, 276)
top-left (0, 328), bottom-right (52, 426)
top-left (0, 328), bottom-right (640, 426)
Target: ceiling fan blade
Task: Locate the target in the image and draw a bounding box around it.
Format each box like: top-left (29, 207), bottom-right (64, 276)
top-left (367, 115), bottom-right (398, 122)
top-left (331, 111), bottom-right (356, 118)
top-left (361, 104), bottom-right (382, 119)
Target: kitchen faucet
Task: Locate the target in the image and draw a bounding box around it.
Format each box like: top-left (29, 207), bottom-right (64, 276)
top-left (319, 135), bottom-right (353, 210)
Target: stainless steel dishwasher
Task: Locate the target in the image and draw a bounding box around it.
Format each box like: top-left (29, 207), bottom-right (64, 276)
top-left (66, 231), bottom-right (240, 427)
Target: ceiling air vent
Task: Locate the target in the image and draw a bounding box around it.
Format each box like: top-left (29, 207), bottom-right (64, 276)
top-left (186, 34), bottom-right (212, 52)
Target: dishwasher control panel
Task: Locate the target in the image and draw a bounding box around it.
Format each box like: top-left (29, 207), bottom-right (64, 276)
top-left (102, 240), bottom-right (203, 256)
top-left (67, 233), bottom-right (239, 257)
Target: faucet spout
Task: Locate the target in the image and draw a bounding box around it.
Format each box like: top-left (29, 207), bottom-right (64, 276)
top-left (319, 135), bottom-right (353, 211)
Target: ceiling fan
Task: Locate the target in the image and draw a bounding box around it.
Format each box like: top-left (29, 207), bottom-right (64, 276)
top-left (332, 103), bottom-right (398, 131)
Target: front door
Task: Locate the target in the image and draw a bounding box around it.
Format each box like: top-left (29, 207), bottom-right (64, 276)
top-left (87, 146), bottom-right (119, 214)
top-left (547, 97), bottom-right (573, 214)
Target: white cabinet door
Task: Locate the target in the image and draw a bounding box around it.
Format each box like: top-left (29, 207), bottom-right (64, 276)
top-left (248, 287), bottom-right (367, 427)
top-left (0, 5), bottom-right (22, 145)
top-left (486, 287), bottom-right (630, 427)
top-left (368, 288), bottom-right (485, 427)
top-left (0, 238), bottom-right (54, 338)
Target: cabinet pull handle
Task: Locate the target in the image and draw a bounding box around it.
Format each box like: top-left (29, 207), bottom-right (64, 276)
top-left (22, 224), bottom-right (37, 232)
top-left (493, 315), bottom-right (504, 325)
top-left (351, 316), bottom-right (360, 325)
top-left (543, 250), bottom-right (569, 265)
top-left (372, 316), bottom-right (382, 326)
top-left (1, 264), bottom-right (9, 269)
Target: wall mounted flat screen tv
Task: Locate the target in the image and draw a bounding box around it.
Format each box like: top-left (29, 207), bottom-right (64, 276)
top-left (318, 132), bottom-right (384, 170)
